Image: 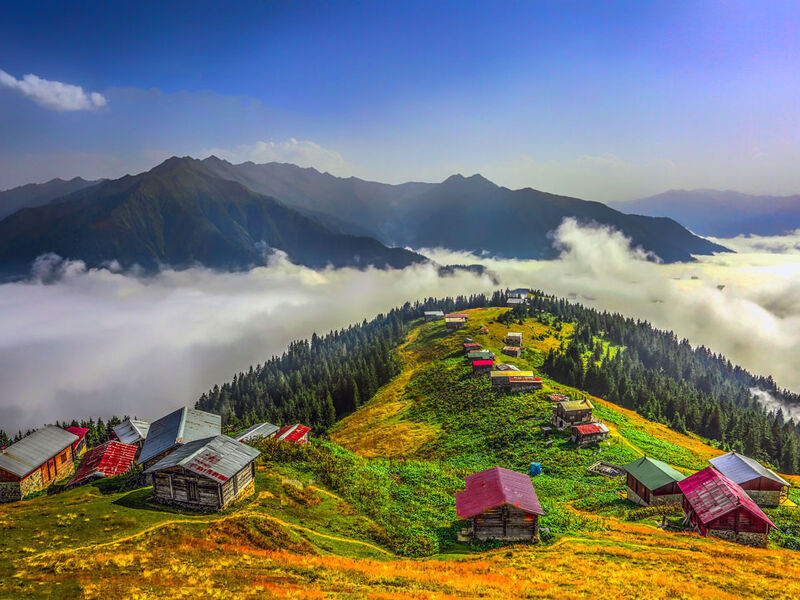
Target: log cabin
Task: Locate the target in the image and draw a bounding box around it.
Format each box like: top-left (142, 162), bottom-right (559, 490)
top-left (463, 342), bottom-right (482, 352)
top-left (274, 424), bottom-right (311, 443)
top-left (502, 345), bottom-right (521, 357)
top-left (571, 423), bottom-right (610, 447)
top-left (678, 466), bottom-right (777, 547)
top-left (138, 407), bottom-right (221, 470)
top-left (445, 313), bottom-right (469, 330)
top-left (471, 359), bottom-right (494, 375)
top-left (623, 456), bottom-right (686, 506)
top-left (0, 426), bottom-right (78, 503)
top-left (65, 427), bottom-right (89, 456)
top-left (709, 451), bottom-right (790, 507)
top-left (456, 467), bottom-right (544, 541)
top-left (491, 370), bottom-right (534, 387)
top-left (113, 418), bottom-right (150, 450)
top-left (146, 435), bottom-right (261, 512)
top-left (505, 332), bottom-right (523, 346)
top-left (551, 397), bottom-right (594, 429)
top-left (234, 422), bottom-right (280, 443)
top-left (424, 310), bottom-right (444, 322)
top-left (67, 441), bottom-right (138, 488)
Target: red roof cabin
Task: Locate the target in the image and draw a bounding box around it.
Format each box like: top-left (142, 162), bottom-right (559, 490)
top-left (471, 358), bottom-right (494, 375)
top-left (456, 467), bottom-right (544, 541)
top-left (66, 427), bottom-right (90, 456)
top-left (67, 441), bottom-right (138, 488)
top-left (463, 342), bottom-right (482, 352)
top-left (677, 466), bottom-right (777, 547)
top-left (274, 424), bottom-right (311, 444)
top-left (571, 423), bottom-right (610, 447)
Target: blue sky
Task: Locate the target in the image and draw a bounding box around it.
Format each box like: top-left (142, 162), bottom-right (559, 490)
top-left (1, 0), bottom-right (800, 200)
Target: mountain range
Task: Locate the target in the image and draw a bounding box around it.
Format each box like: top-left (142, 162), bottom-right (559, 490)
top-left (615, 190), bottom-right (800, 237)
top-left (0, 158), bottom-right (423, 278)
top-left (0, 157), bottom-right (729, 278)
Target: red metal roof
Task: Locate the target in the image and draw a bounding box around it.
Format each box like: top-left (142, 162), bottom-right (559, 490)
top-left (275, 424), bottom-right (311, 443)
top-left (67, 441), bottom-right (137, 487)
top-left (445, 313), bottom-right (469, 319)
top-left (508, 376), bottom-right (542, 383)
top-left (574, 423), bottom-right (605, 435)
top-left (677, 467), bottom-right (776, 529)
top-left (463, 342), bottom-right (481, 349)
top-left (472, 359), bottom-right (494, 367)
top-left (455, 467), bottom-right (544, 519)
top-left (65, 427), bottom-right (89, 450)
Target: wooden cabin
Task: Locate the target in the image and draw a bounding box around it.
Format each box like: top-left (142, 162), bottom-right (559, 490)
top-left (623, 456), bottom-right (686, 506)
top-left (471, 359), bottom-right (494, 375)
top-left (709, 451), bottom-right (790, 507)
top-left (467, 350), bottom-right (495, 361)
top-left (67, 441), bottom-right (138, 488)
top-left (274, 424), bottom-right (311, 443)
top-left (551, 397), bottom-right (594, 429)
top-left (502, 345), bottom-right (521, 357)
top-left (234, 422), bottom-right (280, 443)
top-left (456, 467), bottom-right (543, 541)
top-left (463, 342), bottom-right (482, 352)
top-left (138, 407), bottom-right (221, 470)
top-left (505, 332), bottom-right (523, 346)
top-left (146, 435), bottom-right (261, 512)
top-left (0, 427), bottom-right (78, 503)
top-left (113, 418), bottom-right (150, 450)
top-left (678, 467), bottom-right (776, 547)
top-left (571, 423), bottom-right (610, 447)
top-left (445, 313), bottom-right (469, 330)
top-left (424, 310), bottom-right (444, 322)
top-left (66, 427), bottom-right (89, 456)
top-left (490, 371), bottom-right (542, 391)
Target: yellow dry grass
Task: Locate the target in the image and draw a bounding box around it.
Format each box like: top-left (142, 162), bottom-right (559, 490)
top-left (330, 327), bottom-right (440, 458)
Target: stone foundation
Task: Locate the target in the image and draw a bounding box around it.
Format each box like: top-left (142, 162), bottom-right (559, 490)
top-left (20, 470), bottom-right (45, 498)
top-left (627, 488), bottom-right (647, 507)
top-left (708, 529), bottom-right (769, 548)
top-left (0, 482), bottom-right (22, 503)
top-left (744, 490), bottom-right (781, 507)
top-left (650, 493), bottom-right (683, 506)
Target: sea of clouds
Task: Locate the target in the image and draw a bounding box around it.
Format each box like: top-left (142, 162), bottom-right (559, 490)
top-left (3, 219), bottom-right (800, 432)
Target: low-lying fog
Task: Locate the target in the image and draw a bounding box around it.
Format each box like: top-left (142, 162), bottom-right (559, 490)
top-left (3, 220), bottom-right (800, 432)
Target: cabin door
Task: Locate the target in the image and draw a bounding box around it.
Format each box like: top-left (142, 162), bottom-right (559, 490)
top-left (187, 480), bottom-right (199, 502)
top-left (501, 506), bottom-right (510, 537)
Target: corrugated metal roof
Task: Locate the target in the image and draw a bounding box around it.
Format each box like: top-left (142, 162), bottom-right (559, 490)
top-left (0, 426), bottom-right (78, 478)
top-left (507, 298), bottom-right (524, 304)
top-left (467, 350), bottom-right (494, 359)
top-left (455, 467), bottom-right (543, 519)
top-left (138, 407), bottom-right (221, 465)
top-left (67, 441), bottom-right (137, 487)
top-left (506, 332), bottom-right (523, 338)
top-left (66, 427), bottom-right (89, 451)
top-left (145, 435), bottom-right (261, 484)
top-left (624, 456), bottom-right (686, 491)
top-left (424, 310), bottom-right (444, 316)
top-left (549, 394), bottom-right (571, 402)
top-left (445, 313), bottom-right (469, 319)
top-left (678, 467), bottom-right (776, 529)
top-left (234, 422), bottom-right (280, 442)
top-left (709, 452), bottom-right (790, 487)
top-left (113, 419), bottom-right (150, 445)
top-left (502, 346), bottom-right (520, 351)
top-left (573, 423), bottom-right (608, 435)
top-left (275, 424), bottom-right (311, 442)
top-left (472, 359), bottom-right (494, 367)
top-left (491, 370), bottom-right (534, 377)
top-left (463, 342), bottom-right (481, 349)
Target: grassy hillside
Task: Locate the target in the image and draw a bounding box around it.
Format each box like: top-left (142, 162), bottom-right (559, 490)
top-left (3, 307), bottom-right (800, 599)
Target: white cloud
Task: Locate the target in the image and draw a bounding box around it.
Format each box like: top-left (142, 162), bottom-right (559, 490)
top-left (3, 221), bottom-right (800, 432)
top-left (202, 138), bottom-right (357, 176)
top-left (0, 69), bottom-right (107, 111)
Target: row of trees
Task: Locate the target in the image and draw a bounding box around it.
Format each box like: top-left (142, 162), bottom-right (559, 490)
top-left (195, 294), bottom-right (496, 432)
top-left (0, 416), bottom-right (124, 452)
top-left (506, 291), bottom-right (800, 473)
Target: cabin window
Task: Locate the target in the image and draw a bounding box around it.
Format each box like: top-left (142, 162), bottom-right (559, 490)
top-left (59, 453), bottom-right (66, 464)
top-left (187, 480), bottom-right (199, 502)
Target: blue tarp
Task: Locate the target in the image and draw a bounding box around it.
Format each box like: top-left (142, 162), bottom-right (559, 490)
top-left (528, 462), bottom-right (542, 476)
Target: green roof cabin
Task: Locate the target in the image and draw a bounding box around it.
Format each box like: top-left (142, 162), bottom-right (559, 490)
top-left (623, 456), bottom-right (686, 506)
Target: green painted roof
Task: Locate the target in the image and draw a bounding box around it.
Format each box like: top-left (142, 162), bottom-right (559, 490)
top-left (624, 456), bottom-right (686, 491)
top-left (467, 350), bottom-right (494, 359)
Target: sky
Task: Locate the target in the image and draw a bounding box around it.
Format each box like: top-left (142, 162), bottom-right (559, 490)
top-left (2, 1), bottom-right (800, 201)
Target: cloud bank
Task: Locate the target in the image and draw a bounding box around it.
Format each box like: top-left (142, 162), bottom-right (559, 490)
top-left (0, 69), bottom-right (106, 111)
top-left (2, 219), bottom-right (800, 432)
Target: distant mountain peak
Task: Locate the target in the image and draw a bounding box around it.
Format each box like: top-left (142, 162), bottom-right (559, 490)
top-left (441, 173), bottom-right (496, 187)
